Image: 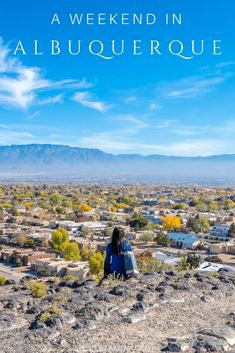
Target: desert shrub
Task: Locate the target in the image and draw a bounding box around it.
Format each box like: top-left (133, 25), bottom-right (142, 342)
top-left (136, 256), bottom-right (172, 273)
top-left (101, 273), bottom-right (124, 288)
top-left (28, 280), bottom-right (47, 298)
top-left (64, 275), bottom-right (77, 281)
top-left (39, 303), bottom-right (61, 323)
top-left (0, 275), bottom-right (7, 286)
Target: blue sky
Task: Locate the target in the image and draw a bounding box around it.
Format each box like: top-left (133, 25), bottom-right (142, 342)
top-left (0, 0), bottom-right (234, 156)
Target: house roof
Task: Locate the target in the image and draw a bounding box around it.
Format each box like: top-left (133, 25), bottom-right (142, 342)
top-left (168, 232), bottom-right (199, 244)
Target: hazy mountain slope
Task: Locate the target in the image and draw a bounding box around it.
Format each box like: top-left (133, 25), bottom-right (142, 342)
top-left (0, 144), bottom-right (234, 182)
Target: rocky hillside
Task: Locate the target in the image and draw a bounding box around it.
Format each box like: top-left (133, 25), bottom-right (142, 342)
top-left (0, 268), bottom-right (234, 353)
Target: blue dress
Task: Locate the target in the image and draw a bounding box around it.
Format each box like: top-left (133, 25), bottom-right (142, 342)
top-left (104, 240), bottom-right (132, 276)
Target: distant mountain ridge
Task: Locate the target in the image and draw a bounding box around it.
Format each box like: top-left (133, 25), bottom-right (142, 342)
top-left (0, 144), bottom-right (234, 182)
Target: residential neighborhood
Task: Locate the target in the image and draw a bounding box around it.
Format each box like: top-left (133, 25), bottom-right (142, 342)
top-left (0, 183), bottom-right (234, 282)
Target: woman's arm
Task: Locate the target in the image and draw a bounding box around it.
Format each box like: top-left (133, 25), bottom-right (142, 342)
top-left (104, 244), bottom-right (111, 277)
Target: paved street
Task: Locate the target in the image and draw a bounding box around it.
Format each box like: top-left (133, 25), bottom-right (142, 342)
top-left (0, 262), bottom-right (26, 281)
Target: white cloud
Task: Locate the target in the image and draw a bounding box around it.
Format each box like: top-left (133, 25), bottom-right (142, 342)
top-left (0, 38), bottom-right (94, 110)
top-left (124, 96), bottom-right (137, 104)
top-left (165, 74), bottom-right (231, 100)
top-left (73, 91), bottom-right (110, 112)
top-left (25, 111), bottom-right (40, 120)
top-left (0, 130), bottom-right (35, 145)
top-left (149, 102), bottom-right (162, 111)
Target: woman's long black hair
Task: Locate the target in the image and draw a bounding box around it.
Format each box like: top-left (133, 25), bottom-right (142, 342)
top-left (111, 227), bottom-right (125, 255)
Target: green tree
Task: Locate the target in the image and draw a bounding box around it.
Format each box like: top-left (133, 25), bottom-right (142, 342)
top-left (139, 232), bottom-right (154, 244)
top-left (199, 217), bottom-right (210, 233)
top-left (129, 213), bottom-right (148, 229)
top-left (178, 256), bottom-right (191, 271)
top-left (64, 242), bottom-right (81, 261)
top-left (186, 217), bottom-right (201, 233)
top-left (49, 227), bottom-right (69, 252)
top-left (155, 232), bottom-right (171, 246)
top-left (178, 254), bottom-right (201, 271)
top-left (89, 252), bottom-right (104, 281)
top-left (81, 246), bottom-right (93, 260)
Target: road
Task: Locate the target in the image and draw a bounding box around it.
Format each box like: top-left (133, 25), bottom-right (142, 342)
top-left (0, 262), bottom-right (27, 281)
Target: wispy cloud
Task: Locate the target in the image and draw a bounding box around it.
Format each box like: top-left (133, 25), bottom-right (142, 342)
top-left (0, 38), bottom-right (95, 110)
top-left (72, 91), bottom-right (111, 112)
top-left (0, 130), bottom-right (35, 145)
top-left (163, 73), bottom-right (232, 100)
top-left (149, 102), bottom-right (162, 111)
top-left (80, 132), bottom-right (230, 156)
top-left (25, 111), bottom-right (40, 120)
top-left (123, 96), bottom-right (137, 104)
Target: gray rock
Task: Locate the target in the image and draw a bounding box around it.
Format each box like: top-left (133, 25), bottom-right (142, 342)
top-left (201, 295), bottom-right (215, 303)
top-left (77, 302), bottom-right (105, 321)
top-left (123, 311), bottom-right (146, 324)
top-left (110, 285), bottom-right (134, 297)
top-left (172, 280), bottom-right (192, 291)
top-left (73, 319), bottom-right (96, 331)
top-left (198, 326), bottom-right (235, 345)
top-left (163, 338), bottom-right (189, 352)
top-left (195, 335), bottom-right (230, 352)
top-left (131, 301), bottom-right (150, 313)
top-left (0, 312), bottom-right (28, 332)
top-left (136, 290), bottom-right (157, 305)
top-left (59, 313), bottom-right (76, 325)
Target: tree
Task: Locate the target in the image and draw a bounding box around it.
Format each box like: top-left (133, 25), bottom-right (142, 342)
top-left (89, 252), bottom-right (104, 281)
top-left (178, 256), bottom-right (191, 271)
top-left (64, 242), bottom-right (81, 261)
top-left (229, 223), bottom-right (235, 238)
top-left (49, 227), bottom-right (69, 252)
top-left (81, 226), bottom-right (92, 238)
top-left (162, 215), bottom-right (182, 231)
top-left (199, 217), bottom-right (210, 234)
top-left (155, 232), bottom-right (171, 246)
top-left (14, 234), bottom-right (28, 246)
top-left (80, 204), bottom-right (92, 212)
top-left (178, 254), bottom-right (201, 271)
top-left (116, 203), bottom-right (129, 209)
top-left (139, 232), bottom-right (154, 244)
top-left (12, 208), bottom-right (20, 217)
top-left (186, 217), bottom-right (201, 233)
top-left (81, 246), bottom-right (93, 260)
top-left (208, 201), bottom-right (219, 211)
top-left (173, 203), bottom-right (187, 210)
top-left (129, 213), bottom-right (148, 229)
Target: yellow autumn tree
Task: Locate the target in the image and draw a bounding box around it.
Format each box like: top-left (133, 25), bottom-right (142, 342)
top-left (80, 204), bottom-right (92, 212)
top-left (162, 215), bottom-right (182, 231)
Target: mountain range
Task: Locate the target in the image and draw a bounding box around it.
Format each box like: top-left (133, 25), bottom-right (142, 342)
top-left (0, 144), bottom-right (234, 183)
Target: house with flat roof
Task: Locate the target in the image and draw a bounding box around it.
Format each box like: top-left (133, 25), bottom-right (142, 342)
top-left (34, 258), bottom-right (89, 279)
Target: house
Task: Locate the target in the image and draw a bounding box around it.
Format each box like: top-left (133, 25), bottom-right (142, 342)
top-left (1, 246), bottom-right (55, 266)
top-left (34, 258), bottom-right (89, 279)
top-left (209, 242), bottom-right (235, 255)
top-left (168, 232), bottom-right (200, 250)
top-left (209, 224), bottom-right (230, 239)
top-left (153, 251), bottom-right (181, 266)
